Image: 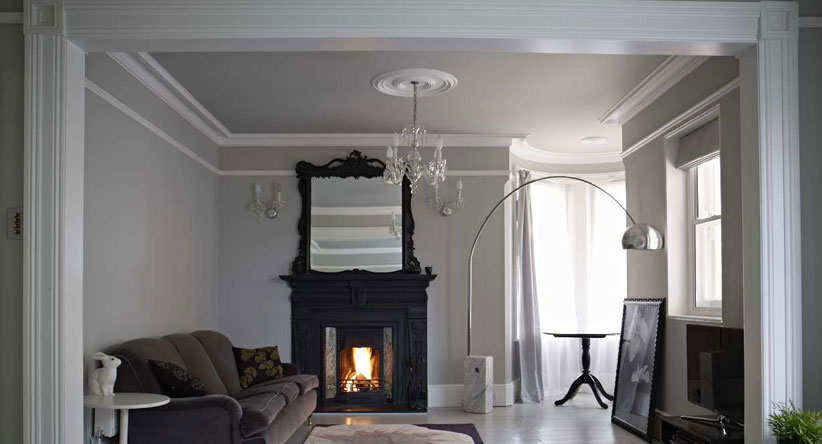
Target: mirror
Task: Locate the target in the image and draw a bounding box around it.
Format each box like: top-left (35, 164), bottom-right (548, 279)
top-left (290, 150), bottom-right (420, 274)
top-left (310, 177), bottom-right (402, 272)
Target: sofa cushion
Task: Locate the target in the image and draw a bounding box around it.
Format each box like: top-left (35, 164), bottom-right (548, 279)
top-left (276, 374), bottom-right (319, 395)
top-left (149, 360), bottom-right (209, 398)
top-left (236, 380), bottom-right (300, 405)
top-left (112, 338), bottom-right (186, 395)
top-left (191, 330), bottom-right (243, 395)
top-left (164, 333), bottom-right (229, 395)
top-left (237, 392), bottom-right (287, 438)
top-left (233, 346), bottom-right (284, 388)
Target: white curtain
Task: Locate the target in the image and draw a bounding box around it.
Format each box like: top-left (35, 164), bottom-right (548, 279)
top-left (515, 170), bottom-right (545, 403)
top-left (529, 177), bottom-right (627, 397)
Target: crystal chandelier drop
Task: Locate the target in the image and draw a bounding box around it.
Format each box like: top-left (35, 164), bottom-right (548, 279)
top-left (383, 81), bottom-right (447, 194)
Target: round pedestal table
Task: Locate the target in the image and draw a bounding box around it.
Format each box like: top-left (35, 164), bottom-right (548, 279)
top-left (543, 332), bottom-right (619, 409)
top-left (84, 393), bottom-right (170, 444)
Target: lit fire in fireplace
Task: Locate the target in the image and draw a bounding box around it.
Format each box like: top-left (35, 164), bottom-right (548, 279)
top-left (340, 347), bottom-right (380, 392)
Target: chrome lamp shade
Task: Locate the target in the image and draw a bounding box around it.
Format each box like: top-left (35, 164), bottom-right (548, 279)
top-left (622, 222), bottom-right (664, 250)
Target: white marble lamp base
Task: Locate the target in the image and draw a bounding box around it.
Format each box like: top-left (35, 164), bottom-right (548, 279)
top-left (463, 355), bottom-right (493, 414)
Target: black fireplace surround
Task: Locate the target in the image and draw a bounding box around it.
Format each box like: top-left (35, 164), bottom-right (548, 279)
top-left (281, 273), bottom-right (434, 412)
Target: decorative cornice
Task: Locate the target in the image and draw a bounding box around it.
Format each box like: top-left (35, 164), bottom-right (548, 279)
top-left (0, 12), bottom-right (23, 24)
top-left (798, 17), bottom-right (822, 28)
top-left (85, 79), bottom-right (221, 174)
top-left (105, 52), bottom-right (520, 149)
top-left (511, 138), bottom-right (622, 165)
top-left (217, 169), bottom-right (509, 177)
top-left (221, 133), bottom-right (522, 148)
top-left (620, 77), bottom-right (739, 159)
top-left (106, 52), bottom-right (231, 145)
top-left (599, 56), bottom-right (709, 125)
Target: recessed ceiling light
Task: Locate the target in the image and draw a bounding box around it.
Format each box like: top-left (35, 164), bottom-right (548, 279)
top-left (581, 136), bottom-right (608, 144)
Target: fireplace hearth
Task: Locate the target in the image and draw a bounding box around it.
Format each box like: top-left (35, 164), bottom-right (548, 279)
top-left (282, 273), bottom-right (434, 412)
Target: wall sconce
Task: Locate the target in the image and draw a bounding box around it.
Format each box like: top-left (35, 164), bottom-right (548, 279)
top-left (248, 181), bottom-right (286, 220)
top-left (428, 179), bottom-right (464, 216)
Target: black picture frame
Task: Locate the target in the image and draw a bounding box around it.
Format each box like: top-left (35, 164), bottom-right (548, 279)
top-left (611, 298), bottom-right (665, 442)
top-left (290, 150), bottom-right (421, 275)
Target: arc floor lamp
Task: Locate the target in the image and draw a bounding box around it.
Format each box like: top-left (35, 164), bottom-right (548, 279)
top-left (463, 175), bottom-right (664, 413)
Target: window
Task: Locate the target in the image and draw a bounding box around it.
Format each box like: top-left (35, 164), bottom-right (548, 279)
top-left (529, 176), bottom-right (626, 396)
top-left (688, 156), bottom-right (722, 316)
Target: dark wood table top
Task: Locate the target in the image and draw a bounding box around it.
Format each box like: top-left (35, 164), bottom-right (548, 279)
top-left (543, 332), bottom-right (619, 339)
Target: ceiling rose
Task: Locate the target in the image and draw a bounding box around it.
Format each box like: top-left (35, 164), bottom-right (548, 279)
top-left (371, 68), bottom-right (458, 97)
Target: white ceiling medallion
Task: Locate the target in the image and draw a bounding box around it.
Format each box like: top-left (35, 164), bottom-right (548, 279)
top-left (371, 69), bottom-right (458, 97)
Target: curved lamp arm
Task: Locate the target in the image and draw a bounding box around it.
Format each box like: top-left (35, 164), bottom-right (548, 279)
top-left (466, 175), bottom-right (662, 356)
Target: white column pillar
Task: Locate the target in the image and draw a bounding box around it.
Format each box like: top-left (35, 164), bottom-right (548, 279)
top-left (752, 2), bottom-right (802, 443)
top-left (23, 2), bottom-right (85, 443)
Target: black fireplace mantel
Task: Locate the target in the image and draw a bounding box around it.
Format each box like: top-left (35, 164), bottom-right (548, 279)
top-left (281, 273), bottom-right (435, 411)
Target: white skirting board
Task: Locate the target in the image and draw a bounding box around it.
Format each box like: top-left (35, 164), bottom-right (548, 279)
top-left (428, 380), bottom-right (518, 408)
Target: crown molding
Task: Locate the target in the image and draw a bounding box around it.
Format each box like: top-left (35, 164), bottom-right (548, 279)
top-left (106, 52), bottom-right (522, 149)
top-left (221, 133), bottom-right (523, 148)
top-left (510, 138), bottom-right (622, 165)
top-left (799, 17), bottom-right (822, 28)
top-left (0, 12), bottom-right (23, 24)
top-left (85, 79), bottom-right (221, 174)
top-left (107, 52), bottom-right (231, 145)
top-left (620, 77), bottom-right (739, 159)
top-left (599, 55), bottom-right (709, 125)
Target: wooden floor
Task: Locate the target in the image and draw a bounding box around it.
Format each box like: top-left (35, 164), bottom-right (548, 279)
top-left (286, 394), bottom-right (647, 444)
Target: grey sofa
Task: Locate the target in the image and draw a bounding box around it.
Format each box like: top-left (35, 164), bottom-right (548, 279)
top-left (111, 330), bottom-right (318, 444)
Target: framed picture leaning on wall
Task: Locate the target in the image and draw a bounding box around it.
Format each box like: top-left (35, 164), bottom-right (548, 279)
top-left (611, 298), bottom-right (665, 442)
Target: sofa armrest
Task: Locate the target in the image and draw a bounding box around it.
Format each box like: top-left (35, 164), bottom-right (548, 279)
top-left (127, 395), bottom-right (243, 444)
top-left (282, 363), bottom-right (301, 377)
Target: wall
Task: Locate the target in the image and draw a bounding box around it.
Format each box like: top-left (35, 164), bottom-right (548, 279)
top-left (621, 57), bottom-right (743, 415)
top-left (0, 16), bottom-right (23, 444)
top-left (218, 146), bottom-right (512, 392)
top-left (83, 53), bottom-right (221, 362)
top-left (799, 21), bottom-right (822, 410)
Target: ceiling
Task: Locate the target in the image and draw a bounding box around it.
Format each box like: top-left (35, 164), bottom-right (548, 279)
top-left (150, 51), bottom-right (668, 154)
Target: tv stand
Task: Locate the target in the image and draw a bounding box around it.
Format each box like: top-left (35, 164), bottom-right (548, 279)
top-left (681, 414), bottom-right (743, 438)
top-left (660, 415), bottom-right (743, 444)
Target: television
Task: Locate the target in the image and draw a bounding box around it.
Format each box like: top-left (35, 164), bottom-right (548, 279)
top-left (685, 324), bottom-right (745, 427)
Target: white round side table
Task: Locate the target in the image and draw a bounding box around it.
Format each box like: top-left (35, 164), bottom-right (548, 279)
top-left (84, 393), bottom-right (170, 444)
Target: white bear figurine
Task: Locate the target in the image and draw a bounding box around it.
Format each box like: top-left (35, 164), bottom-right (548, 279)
top-left (89, 352), bottom-right (121, 396)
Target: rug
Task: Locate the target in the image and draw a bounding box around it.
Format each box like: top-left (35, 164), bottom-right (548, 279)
top-left (306, 424), bottom-right (484, 444)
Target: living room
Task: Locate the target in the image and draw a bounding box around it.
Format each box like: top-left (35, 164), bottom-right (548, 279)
top-left (1, 1), bottom-right (821, 444)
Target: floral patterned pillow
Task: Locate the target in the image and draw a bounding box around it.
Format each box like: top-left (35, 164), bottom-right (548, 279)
top-left (232, 346), bottom-right (284, 388)
top-left (149, 360), bottom-right (208, 397)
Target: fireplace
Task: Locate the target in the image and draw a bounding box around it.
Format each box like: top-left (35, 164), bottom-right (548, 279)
top-left (282, 273), bottom-right (434, 412)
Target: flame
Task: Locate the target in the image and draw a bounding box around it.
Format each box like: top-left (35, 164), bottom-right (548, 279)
top-left (342, 347), bottom-right (376, 392)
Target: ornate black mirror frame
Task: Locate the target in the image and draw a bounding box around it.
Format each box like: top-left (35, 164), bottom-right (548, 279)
top-left (290, 150), bottom-right (421, 274)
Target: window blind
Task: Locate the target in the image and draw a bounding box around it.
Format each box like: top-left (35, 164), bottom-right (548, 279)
top-left (676, 118), bottom-right (720, 169)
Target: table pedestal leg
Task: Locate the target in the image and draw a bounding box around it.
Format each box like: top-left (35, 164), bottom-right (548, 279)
top-left (554, 338), bottom-right (611, 409)
top-left (119, 409), bottom-right (129, 444)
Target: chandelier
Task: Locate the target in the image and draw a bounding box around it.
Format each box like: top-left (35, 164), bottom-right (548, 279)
top-left (383, 80), bottom-right (447, 193)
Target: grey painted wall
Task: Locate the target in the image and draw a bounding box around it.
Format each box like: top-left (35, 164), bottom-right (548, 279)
top-left (799, 27), bottom-right (822, 410)
top-left (0, 21), bottom-right (23, 444)
top-left (83, 89), bottom-right (221, 359)
top-left (218, 146), bottom-right (511, 385)
top-left (622, 58), bottom-right (743, 415)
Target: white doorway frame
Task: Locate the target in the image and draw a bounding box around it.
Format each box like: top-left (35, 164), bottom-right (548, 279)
top-left (22, 1), bottom-right (800, 443)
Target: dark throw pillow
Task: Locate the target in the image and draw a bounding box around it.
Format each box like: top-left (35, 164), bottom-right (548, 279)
top-left (149, 360), bottom-right (208, 398)
top-left (233, 346), bottom-right (284, 388)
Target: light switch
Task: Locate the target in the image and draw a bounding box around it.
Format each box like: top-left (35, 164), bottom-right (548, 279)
top-left (6, 208), bottom-right (22, 240)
